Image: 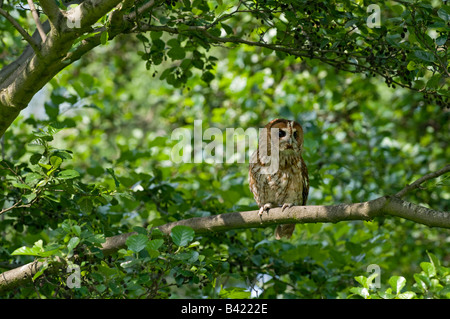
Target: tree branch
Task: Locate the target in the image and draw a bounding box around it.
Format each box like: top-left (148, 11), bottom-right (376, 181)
top-left (27, 0), bottom-right (47, 42)
top-left (395, 164), bottom-right (450, 198)
top-left (38, 0), bottom-right (63, 26)
top-left (0, 0), bottom-right (125, 138)
top-left (137, 24), bottom-right (439, 97)
top-left (0, 8), bottom-right (41, 54)
top-left (1, 196), bottom-right (448, 293)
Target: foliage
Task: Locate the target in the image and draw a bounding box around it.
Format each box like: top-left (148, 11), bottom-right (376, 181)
top-left (0, 0), bottom-right (449, 299)
top-left (130, 0), bottom-right (450, 105)
top-left (350, 252), bottom-right (450, 299)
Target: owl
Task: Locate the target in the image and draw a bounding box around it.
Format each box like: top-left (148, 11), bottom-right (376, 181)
top-left (249, 118), bottom-right (309, 239)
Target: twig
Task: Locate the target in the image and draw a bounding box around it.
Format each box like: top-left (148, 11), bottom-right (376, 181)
top-left (27, 0), bottom-right (47, 42)
top-left (0, 197), bottom-right (38, 215)
top-left (395, 164), bottom-right (450, 198)
top-left (0, 8), bottom-right (41, 54)
top-left (0, 200), bottom-right (22, 215)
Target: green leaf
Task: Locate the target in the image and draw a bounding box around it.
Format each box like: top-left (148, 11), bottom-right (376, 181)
top-left (146, 248), bottom-right (159, 258)
top-left (11, 245), bottom-right (44, 256)
top-left (38, 162), bottom-right (52, 171)
top-left (25, 172), bottom-right (43, 186)
top-left (389, 276), bottom-right (406, 294)
top-left (152, 39), bottom-right (165, 51)
top-left (174, 251), bottom-right (199, 262)
top-left (426, 74), bottom-right (441, 89)
top-left (33, 262), bottom-right (49, 281)
top-left (437, 6), bottom-right (450, 22)
top-left (168, 47), bottom-right (186, 60)
top-left (58, 169), bottom-right (80, 179)
top-left (349, 287), bottom-right (370, 299)
top-left (405, 60), bottom-right (416, 72)
top-left (106, 168), bottom-right (120, 187)
top-left (11, 240), bottom-right (61, 257)
top-left (13, 182), bottom-right (31, 190)
top-left (100, 31), bottom-right (109, 45)
top-left (413, 273), bottom-right (429, 291)
top-left (170, 225), bottom-right (195, 247)
top-left (414, 50), bottom-right (435, 62)
top-left (426, 251), bottom-right (441, 269)
top-left (136, 33), bottom-right (149, 43)
top-left (150, 31), bottom-right (163, 40)
top-left (147, 238), bottom-right (164, 251)
top-left (354, 275), bottom-right (369, 289)
top-left (72, 225), bottom-right (81, 236)
top-left (201, 71), bottom-right (214, 83)
top-left (218, 287), bottom-right (251, 299)
top-left (50, 155), bottom-right (62, 168)
top-left (78, 197), bottom-right (93, 212)
top-left (221, 23), bottom-right (233, 35)
top-left (22, 192), bottom-right (37, 204)
top-left (420, 262), bottom-right (436, 277)
top-left (84, 233), bottom-right (105, 245)
top-left (398, 291), bottom-right (416, 299)
top-left (40, 246), bottom-right (63, 257)
top-left (30, 153), bottom-right (42, 165)
top-left (167, 38), bottom-right (180, 48)
top-left (126, 234), bottom-right (149, 253)
top-left (67, 237), bottom-right (80, 253)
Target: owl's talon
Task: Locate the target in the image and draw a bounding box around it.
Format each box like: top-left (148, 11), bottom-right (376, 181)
top-left (258, 207), bottom-right (264, 217)
top-left (258, 203), bottom-right (272, 216)
top-left (282, 203), bottom-right (294, 212)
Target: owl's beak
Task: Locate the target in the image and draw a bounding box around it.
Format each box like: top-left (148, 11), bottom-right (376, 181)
top-left (287, 136), bottom-right (294, 147)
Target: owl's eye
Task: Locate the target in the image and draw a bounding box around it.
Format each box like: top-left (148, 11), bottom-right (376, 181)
top-left (278, 130), bottom-right (286, 138)
top-left (293, 131), bottom-right (298, 139)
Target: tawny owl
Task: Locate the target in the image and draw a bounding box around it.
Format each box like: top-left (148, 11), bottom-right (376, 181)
top-left (249, 118), bottom-right (309, 239)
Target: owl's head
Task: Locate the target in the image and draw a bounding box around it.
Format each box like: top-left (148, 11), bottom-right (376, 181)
top-left (265, 118), bottom-right (304, 154)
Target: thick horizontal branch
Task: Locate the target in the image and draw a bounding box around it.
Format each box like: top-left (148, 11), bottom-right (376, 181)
top-left (102, 196), bottom-right (449, 254)
top-left (1, 196), bottom-right (448, 293)
top-left (157, 195), bottom-right (450, 234)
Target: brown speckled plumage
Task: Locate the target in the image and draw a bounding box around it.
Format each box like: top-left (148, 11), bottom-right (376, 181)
top-left (249, 119), bottom-right (309, 239)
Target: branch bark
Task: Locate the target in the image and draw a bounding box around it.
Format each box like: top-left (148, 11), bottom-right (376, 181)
top-left (1, 195), bottom-right (449, 293)
top-left (0, 0), bottom-right (125, 138)
top-left (0, 8), bottom-right (41, 54)
top-left (395, 164), bottom-right (450, 198)
top-left (38, 0), bottom-right (63, 26)
top-left (27, 0), bottom-right (47, 42)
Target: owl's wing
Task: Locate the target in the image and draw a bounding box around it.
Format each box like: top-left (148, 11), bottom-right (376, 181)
top-left (301, 158), bottom-right (309, 206)
top-left (248, 153), bottom-right (261, 206)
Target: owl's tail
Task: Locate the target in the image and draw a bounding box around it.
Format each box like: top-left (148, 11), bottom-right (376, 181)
top-left (274, 224), bottom-right (295, 239)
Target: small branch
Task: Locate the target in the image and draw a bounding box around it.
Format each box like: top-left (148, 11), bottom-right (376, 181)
top-left (27, 0), bottom-right (47, 42)
top-left (38, 0), bottom-right (62, 26)
top-left (0, 199), bottom-right (37, 216)
top-left (0, 8), bottom-right (41, 54)
top-left (395, 164), bottom-right (450, 198)
top-left (135, 0), bottom-right (158, 17)
top-left (0, 201), bottom-right (22, 216)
